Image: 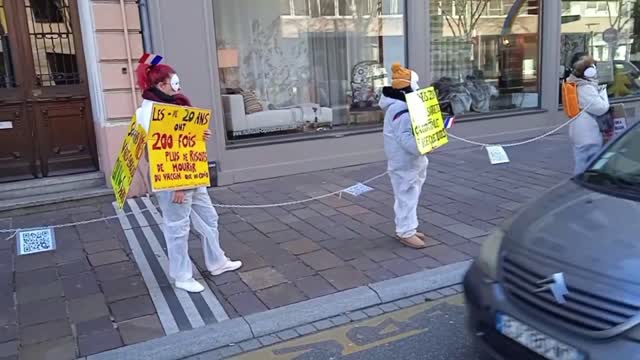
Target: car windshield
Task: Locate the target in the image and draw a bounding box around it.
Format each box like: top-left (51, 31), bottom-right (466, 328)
top-left (578, 123), bottom-right (640, 197)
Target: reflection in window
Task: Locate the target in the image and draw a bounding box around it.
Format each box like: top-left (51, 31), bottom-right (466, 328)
top-left (213, 0), bottom-right (405, 142)
top-left (30, 0), bottom-right (63, 23)
top-left (46, 52), bottom-right (78, 85)
top-left (293, 0), bottom-right (309, 16)
top-left (430, 0), bottom-right (541, 116)
top-left (25, 0), bottom-right (80, 86)
top-left (560, 0), bottom-right (639, 101)
top-left (0, 1), bottom-right (16, 88)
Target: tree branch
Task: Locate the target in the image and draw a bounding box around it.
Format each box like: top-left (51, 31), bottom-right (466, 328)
top-left (456, 0), bottom-right (469, 37)
top-left (440, 6), bottom-right (460, 38)
top-left (618, 15), bottom-right (633, 33)
top-left (613, 0), bottom-right (623, 28)
top-left (469, 0), bottom-right (490, 37)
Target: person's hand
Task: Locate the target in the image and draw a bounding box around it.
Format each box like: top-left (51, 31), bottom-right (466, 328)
top-left (203, 129), bottom-right (212, 141)
top-left (172, 190), bottom-right (186, 204)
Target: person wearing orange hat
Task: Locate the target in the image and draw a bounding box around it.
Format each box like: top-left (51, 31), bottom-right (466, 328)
top-left (379, 63), bottom-right (428, 249)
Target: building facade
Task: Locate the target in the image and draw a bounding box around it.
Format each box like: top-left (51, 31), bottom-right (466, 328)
top-left (1, 0), bottom-right (638, 195)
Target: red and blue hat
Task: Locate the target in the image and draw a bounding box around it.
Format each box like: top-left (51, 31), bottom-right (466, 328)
top-left (138, 53), bottom-right (163, 66)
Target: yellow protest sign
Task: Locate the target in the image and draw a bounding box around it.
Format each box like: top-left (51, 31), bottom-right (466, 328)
top-left (147, 103), bottom-right (211, 191)
top-left (111, 115), bottom-right (147, 208)
top-left (406, 87), bottom-right (449, 155)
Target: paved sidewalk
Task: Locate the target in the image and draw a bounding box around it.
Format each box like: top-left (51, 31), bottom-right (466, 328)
top-left (0, 134), bottom-right (573, 359)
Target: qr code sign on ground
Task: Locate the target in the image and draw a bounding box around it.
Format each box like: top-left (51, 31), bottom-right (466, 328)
top-left (343, 183), bottom-right (374, 197)
top-left (18, 228), bottom-right (56, 256)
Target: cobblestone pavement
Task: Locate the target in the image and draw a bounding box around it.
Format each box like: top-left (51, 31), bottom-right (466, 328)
top-left (0, 135), bottom-right (573, 359)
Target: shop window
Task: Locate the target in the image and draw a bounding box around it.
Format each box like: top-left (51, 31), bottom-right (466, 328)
top-left (487, 0), bottom-right (503, 16)
top-left (382, 0), bottom-right (402, 15)
top-left (309, 0), bottom-right (336, 17)
top-left (429, 0), bottom-right (541, 117)
top-left (280, 0), bottom-right (291, 15)
top-left (560, 0), bottom-right (640, 102)
top-left (213, 0), bottom-right (405, 143)
top-left (293, 0), bottom-right (310, 16)
top-left (339, 0), bottom-right (354, 16)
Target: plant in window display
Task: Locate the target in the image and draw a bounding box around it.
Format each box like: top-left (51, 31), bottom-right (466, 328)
top-left (609, 67), bottom-right (633, 97)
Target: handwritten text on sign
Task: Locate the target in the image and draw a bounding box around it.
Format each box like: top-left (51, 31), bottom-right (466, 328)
top-left (406, 87), bottom-right (449, 155)
top-left (111, 115), bottom-right (147, 208)
top-left (148, 103), bottom-right (211, 191)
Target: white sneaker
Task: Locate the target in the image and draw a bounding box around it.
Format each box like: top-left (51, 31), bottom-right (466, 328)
top-left (175, 278), bottom-right (205, 293)
top-left (209, 260), bottom-right (243, 276)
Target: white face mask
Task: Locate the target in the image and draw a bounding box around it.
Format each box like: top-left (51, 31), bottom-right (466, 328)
top-left (410, 71), bottom-right (420, 91)
top-left (583, 66), bottom-right (597, 79)
top-left (170, 74), bottom-right (181, 92)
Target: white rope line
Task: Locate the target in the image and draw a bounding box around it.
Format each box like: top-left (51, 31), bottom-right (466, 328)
top-left (2, 102), bottom-right (595, 240)
top-left (1, 172), bottom-right (389, 239)
top-left (446, 101), bottom-right (593, 148)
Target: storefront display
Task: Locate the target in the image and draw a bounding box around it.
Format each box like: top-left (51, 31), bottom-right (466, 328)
top-left (429, 0), bottom-right (541, 116)
top-left (212, 0), bottom-right (406, 143)
top-left (139, 0), bottom-right (640, 187)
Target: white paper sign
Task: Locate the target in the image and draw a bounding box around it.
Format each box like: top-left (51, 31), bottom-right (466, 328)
top-left (613, 117), bottom-right (627, 136)
top-left (0, 121), bottom-right (13, 130)
top-left (17, 228), bottom-right (56, 255)
top-left (343, 183), bottom-right (374, 196)
top-left (486, 146), bottom-right (510, 165)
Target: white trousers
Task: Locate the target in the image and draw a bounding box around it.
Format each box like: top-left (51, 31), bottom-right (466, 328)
top-left (157, 187), bottom-right (227, 282)
top-left (388, 157), bottom-right (428, 238)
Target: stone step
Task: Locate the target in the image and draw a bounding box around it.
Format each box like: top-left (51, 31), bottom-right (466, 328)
top-left (0, 187), bottom-right (114, 212)
top-left (0, 172), bottom-right (106, 201)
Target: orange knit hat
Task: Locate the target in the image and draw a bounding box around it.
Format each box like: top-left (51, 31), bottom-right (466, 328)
top-left (391, 63), bottom-right (412, 90)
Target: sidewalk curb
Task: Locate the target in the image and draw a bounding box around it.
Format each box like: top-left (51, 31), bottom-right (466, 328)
top-left (86, 260), bottom-right (471, 360)
top-left (245, 286), bottom-right (380, 338)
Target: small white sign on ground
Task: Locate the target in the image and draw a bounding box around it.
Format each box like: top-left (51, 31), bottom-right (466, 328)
top-left (486, 145), bottom-right (510, 165)
top-left (17, 228), bottom-right (56, 256)
top-left (343, 183), bottom-right (374, 197)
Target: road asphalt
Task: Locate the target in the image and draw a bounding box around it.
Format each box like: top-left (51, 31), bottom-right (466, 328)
top-left (189, 294), bottom-right (483, 360)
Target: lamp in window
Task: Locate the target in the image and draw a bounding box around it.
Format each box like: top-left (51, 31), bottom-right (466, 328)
top-left (217, 48), bottom-right (239, 89)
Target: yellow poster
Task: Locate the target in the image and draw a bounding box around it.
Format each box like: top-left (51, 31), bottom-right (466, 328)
top-left (111, 115), bottom-right (147, 208)
top-left (147, 103), bottom-right (211, 191)
top-left (406, 87), bottom-right (449, 155)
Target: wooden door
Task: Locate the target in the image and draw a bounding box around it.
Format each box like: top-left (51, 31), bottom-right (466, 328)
top-left (0, 0), bottom-right (97, 183)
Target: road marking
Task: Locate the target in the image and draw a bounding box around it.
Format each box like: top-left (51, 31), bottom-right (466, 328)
top-left (140, 196), bottom-right (229, 322)
top-left (127, 199), bottom-right (206, 328)
top-left (232, 294), bottom-right (465, 360)
top-left (112, 203), bottom-right (179, 335)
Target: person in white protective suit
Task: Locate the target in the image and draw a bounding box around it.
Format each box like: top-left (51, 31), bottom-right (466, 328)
top-left (135, 58), bottom-right (242, 293)
top-left (379, 63), bottom-right (429, 249)
top-left (566, 52), bottom-right (610, 174)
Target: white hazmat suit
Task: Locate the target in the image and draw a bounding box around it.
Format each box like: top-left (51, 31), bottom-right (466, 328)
top-left (379, 72), bottom-right (428, 240)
